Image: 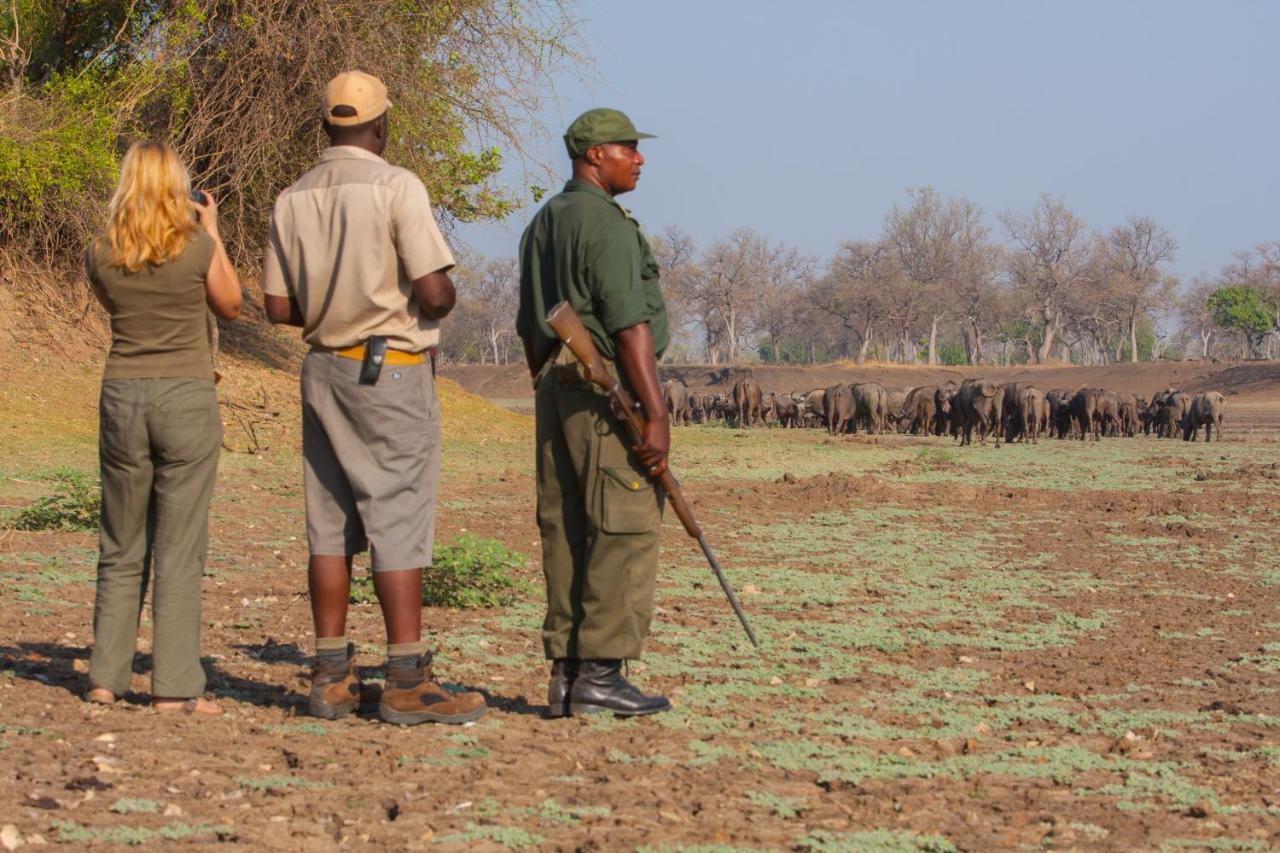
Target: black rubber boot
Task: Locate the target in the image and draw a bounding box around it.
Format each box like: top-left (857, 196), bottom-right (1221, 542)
top-left (568, 660), bottom-right (671, 717)
top-left (545, 658), bottom-right (578, 718)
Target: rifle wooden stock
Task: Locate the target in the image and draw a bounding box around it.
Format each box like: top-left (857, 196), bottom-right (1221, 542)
top-left (544, 301), bottom-right (759, 647)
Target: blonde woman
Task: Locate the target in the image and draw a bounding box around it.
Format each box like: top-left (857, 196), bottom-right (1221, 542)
top-left (84, 141), bottom-right (241, 716)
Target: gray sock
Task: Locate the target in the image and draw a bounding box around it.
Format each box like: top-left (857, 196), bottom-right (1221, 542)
top-left (315, 637), bottom-right (350, 669)
top-left (387, 641), bottom-right (427, 674)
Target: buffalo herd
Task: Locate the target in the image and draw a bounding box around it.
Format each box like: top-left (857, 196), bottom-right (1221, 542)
top-left (661, 378), bottom-right (1227, 445)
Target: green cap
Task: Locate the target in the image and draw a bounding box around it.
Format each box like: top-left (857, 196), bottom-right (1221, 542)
top-left (563, 108), bottom-right (655, 159)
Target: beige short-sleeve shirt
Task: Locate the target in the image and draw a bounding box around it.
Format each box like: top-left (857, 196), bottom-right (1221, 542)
top-left (261, 146), bottom-right (454, 352)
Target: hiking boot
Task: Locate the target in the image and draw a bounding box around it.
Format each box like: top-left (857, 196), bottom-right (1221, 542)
top-left (545, 658), bottom-right (579, 718)
top-left (309, 643), bottom-right (361, 720)
top-left (568, 659), bottom-right (671, 717)
top-left (379, 652), bottom-right (487, 725)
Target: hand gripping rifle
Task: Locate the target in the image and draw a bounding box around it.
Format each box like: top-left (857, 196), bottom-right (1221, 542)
top-left (545, 301), bottom-right (761, 648)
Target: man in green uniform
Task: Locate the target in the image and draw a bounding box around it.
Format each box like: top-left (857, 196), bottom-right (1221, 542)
top-left (516, 108), bottom-right (672, 717)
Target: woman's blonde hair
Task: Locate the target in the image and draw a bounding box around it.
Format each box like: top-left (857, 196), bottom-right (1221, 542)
top-left (101, 141), bottom-right (199, 272)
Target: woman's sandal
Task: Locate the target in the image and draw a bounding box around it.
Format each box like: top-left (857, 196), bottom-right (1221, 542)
top-left (153, 697), bottom-right (222, 717)
top-left (85, 686), bottom-right (117, 705)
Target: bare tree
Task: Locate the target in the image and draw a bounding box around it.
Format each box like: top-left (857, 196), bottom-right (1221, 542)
top-left (1104, 216), bottom-right (1178, 362)
top-left (1178, 278), bottom-right (1216, 359)
top-left (649, 226), bottom-right (703, 362)
top-left (814, 240), bottom-right (896, 363)
top-left (884, 188), bottom-right (987, 365)
top-left (687, 228), bottom-right (774, 363)
top-left (752, 243), bottom-right (812, 362)
top-left (1001, 196), bottom-right (1095, 363)
top-left (447, 253), bottom-right (519, 364)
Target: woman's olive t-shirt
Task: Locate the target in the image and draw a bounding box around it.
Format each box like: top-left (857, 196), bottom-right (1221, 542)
top-left (86, 230), bottom-right (216, 381)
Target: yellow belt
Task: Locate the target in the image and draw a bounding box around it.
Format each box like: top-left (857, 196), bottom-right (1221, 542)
top-left (332, 344), bottom-right (426, 366)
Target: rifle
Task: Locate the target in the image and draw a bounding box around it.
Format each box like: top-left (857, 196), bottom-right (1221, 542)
top-left (545, 301), bottom-right (761, 648)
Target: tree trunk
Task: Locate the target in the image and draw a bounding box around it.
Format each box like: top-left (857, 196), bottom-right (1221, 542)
top-left (1036, 315), bottom-right (1057, 363)
top-left (724, 307), bottom-right (738, 363)
top-left (1129, 317), bottom-right (1139, 363)
top-left (927, 316), bottom-right (939, 366)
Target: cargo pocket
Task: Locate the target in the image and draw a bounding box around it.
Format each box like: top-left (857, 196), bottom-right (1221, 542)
top-left (600, 467), bottom-right (659, 534)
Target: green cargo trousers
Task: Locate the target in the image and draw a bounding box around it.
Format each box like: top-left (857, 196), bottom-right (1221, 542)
top-left (535, 368), bottom-right (663, 661)
top-left (89, 378), bottom-right (221, 698)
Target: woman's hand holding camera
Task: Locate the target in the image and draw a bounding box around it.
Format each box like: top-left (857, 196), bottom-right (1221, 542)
top-left (191, 190), bottom-right (220, 240)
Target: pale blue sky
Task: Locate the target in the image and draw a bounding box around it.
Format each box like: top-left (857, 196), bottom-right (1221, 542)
top-left (456, 0), bottom-right (1279, 285)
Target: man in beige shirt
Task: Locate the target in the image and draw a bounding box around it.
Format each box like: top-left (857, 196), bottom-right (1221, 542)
top-left (263, 70), bottom-right (485, 725)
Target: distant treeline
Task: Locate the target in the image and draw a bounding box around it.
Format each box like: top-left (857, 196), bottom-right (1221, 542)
top-left (445, 188), bottom-right (1279, 367)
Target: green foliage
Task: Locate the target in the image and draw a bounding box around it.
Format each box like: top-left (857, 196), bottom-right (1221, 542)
top-left (938, 343), bottom-right (968, 365)
top-left (349, 534), bottom-right (529, 608)
top-left (797, 829), bottom-right (956, 852)
top-left (746, 790), bottom-right (804, 818)
top-left (110, 798), bottom-right (161, 814)
top-left (52, 820), bottom-right (229, 846)
top-left (7, 470), bottom-right (100, 531)
top-left (438, 823), bottom-right (544, 849)
top-left (0, 73), bottom-right (120, 253)
top-left (757, 336), bottom-right (810, 364)
top-left (2, 1), bottom-right (577, 265)
top-left (1208, 285), bottom-right (1276, 352)
top-left (234, 775), bottom-right (329, 792)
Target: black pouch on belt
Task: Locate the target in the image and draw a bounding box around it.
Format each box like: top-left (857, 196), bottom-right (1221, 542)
top-left (358, 336), bottom-right (387, 385)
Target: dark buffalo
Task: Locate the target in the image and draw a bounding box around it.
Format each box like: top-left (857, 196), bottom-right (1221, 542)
top-left (732, 378), bottom-right (764, 428)
top-left (851, 382), bottom-right (888, 434)
top-left (1018, 387), bottom-right (1046, 444)
top-left (1068, 388), bottom-right (1105, 441)
top-left (773, 393), bottom-right (804, 428)
top-left (933, 381), bottom-right (959, 437)
top-left (1182, 391), bottom-right (1225, 441)
top-left (662, 379), bottom-right (690, 426)
top-left (953, 378), bottom-right (1003, 447)
top-left (1000, 382), bottom-right (1033, 442)
top-left (899, 386), bottom-right (937, 435)
top-left (824, 384), bottom-right (855, 435)
top-left (1045, 389), bottom-right (1076, 439)
top-left (800, 388), bottom-right (827, 428)
top-left (1001, 383), bottom-right (1043, 443)
top-left (1158, 392), bottom-right (1191, 439)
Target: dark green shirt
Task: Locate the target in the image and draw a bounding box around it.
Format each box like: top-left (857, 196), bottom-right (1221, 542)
top-left (516, 180), bottom-right (669, 367)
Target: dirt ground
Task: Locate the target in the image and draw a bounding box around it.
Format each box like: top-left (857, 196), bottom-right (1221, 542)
top-left (1, 338), bottom-right (1278, 850)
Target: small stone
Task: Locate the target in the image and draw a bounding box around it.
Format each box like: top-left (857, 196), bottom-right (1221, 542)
top-left (1023, 681), bottom-right (1036, 692)
top-left (0, 825), bottom-right (21, 851)
top-left (1186, 800), bottom-right (1213, 818)
top-left (769, 676), bottom-right (783, 686)
top-left (93, 733), bottom-right (116, 743)
top-left (164, 804), bottom-right (183, 817)
top-left (71, 660), bottom-right (89, 674)
top-left (958, 655), bottom-right (974, 664)
top-left (91, 756), bottom-right (124, 774)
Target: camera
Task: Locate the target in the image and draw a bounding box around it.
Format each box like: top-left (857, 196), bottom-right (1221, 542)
top-left (190, 189), bottom-right (207, 205)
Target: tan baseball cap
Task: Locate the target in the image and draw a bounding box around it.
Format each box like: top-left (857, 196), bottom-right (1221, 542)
top-left (324, 71), bottom-right (389, 126)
